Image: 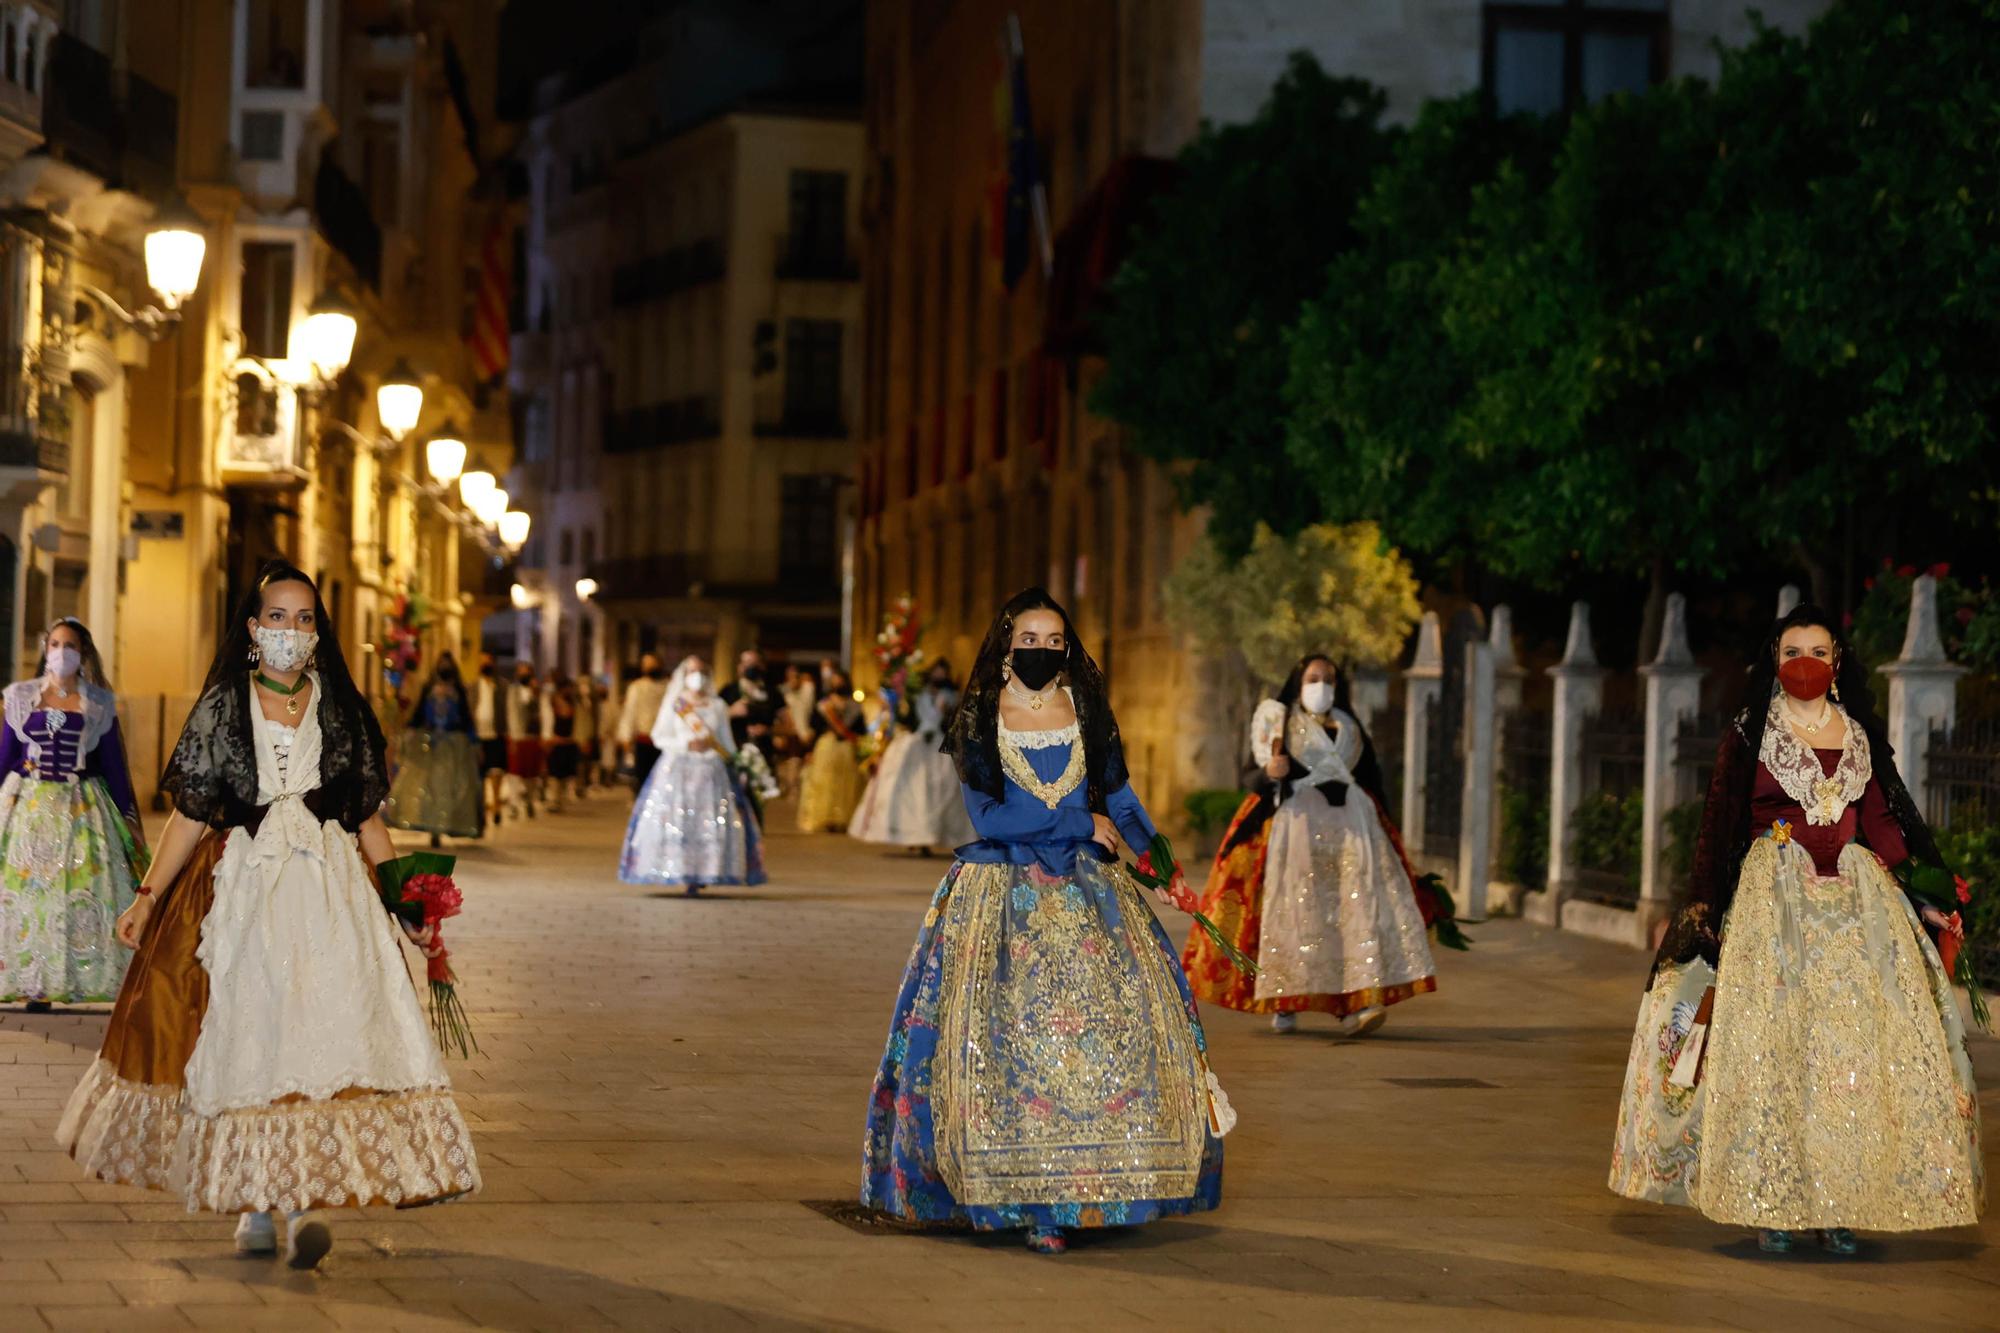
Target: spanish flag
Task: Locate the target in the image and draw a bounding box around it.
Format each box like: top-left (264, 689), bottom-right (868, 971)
top-left (468, 217), bottom-right (510, 384)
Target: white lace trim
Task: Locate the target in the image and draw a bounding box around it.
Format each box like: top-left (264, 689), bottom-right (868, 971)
top-left (1760, 690), bottom-right (1870, 826)
top-left (5, 677), bottom-right (117, 754)
top-left (1000, 720), bottom-right (1079, 749)
top-left (57, 1057), bottom-right (480, 1214)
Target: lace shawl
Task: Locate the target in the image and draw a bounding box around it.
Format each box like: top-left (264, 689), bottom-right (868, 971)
top-left (1758, 693), bottom-right (1870, 826)
top-left (162, 678), bottom-right (389, 832)
top-left (3, 678), bottom-right (117, 755)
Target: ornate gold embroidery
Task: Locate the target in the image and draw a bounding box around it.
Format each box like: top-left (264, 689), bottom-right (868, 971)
top-left (1692, 841), bottom-right (1982, 1230)
top-left (997, 726), bottom-right (1086, 809)
top-left (931, 861), bottom-right (1207, 1206)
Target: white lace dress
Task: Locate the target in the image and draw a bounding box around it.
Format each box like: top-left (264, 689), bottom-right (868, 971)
top-left (174, 684), bottom-right (478, 1211)
top-left (1254, 703), bottom-right (1436, 1006)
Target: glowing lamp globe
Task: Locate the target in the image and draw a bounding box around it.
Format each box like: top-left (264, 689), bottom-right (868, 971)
top-left (457, 469), bottom-right (496, 510)
top-left (499, 510), bottom-right (532, 548)
top-left (375, 358), bottom-right (424, 440)
top-left (426, 434), bottom-right (468, 485)
top-left (144, 196), bottom-right (207, 310)
top-left (575, 577), bottom-right (599, 601)
top-left (470, 485), bottom-right (509, 527)
top-left (295, 290), bottom-right (358, 382)
top-left (509, 583), bottom-right (535, 610)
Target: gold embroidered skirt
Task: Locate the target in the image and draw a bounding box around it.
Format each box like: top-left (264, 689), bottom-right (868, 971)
top-left (1612, 837), bottom-right (1983, 1230)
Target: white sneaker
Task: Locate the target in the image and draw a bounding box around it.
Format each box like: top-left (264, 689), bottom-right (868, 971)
top-left (1339, 1006), bottom-right (1388, 1037)
top-left (284, 1211), bottom-right (332, 1270)
top-left (233, 1210), bottom-right (276, 1255)
top-left (1270, 1012), bottom-right (1298, 1035)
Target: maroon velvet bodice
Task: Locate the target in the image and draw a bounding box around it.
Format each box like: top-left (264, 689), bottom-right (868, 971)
top-left (1749, 747), bottom-right (1908, 876)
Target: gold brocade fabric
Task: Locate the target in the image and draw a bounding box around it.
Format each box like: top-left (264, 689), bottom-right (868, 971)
top-left (1692, 838), bottom-right (1983, 1230)
top-left (932, 860), bottom-right (1208, 1206)
top-left (797, 733), bottom-right (861, 831)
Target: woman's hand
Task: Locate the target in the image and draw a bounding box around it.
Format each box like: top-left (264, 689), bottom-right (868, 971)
top-left (1263, 755), bottom-right (1291, 779)
top-left (115, 895), bottom-right (155, 949)
top-left (401, 920), bottom-right (436, 948)
top-left (1089, 813), bottom-right (1118, 851)
top-left (1164, 866), bottom-right (1201, 915)
top-left (1920, 905), bottom-right (1964, 937)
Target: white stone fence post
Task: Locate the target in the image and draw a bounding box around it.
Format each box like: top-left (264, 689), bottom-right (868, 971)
top-left (1456, 638), bottom-right (1496, 921)
top-left (1881, 573), bottom-right (1965, 821)
top-left (1401, 612), bottom-right (1443, 848)
top-left (1638, 593), bottom-right (1704, 945)
top-left (1530, 602), bottom-right (1605, 926)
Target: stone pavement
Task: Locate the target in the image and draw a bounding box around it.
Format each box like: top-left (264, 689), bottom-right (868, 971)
top-left (0, 791), bottom-right (1993, 1332)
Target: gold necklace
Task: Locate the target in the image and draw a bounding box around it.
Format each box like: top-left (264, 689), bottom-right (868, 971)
top-left (1784, 695), bottom-right (1831, 736)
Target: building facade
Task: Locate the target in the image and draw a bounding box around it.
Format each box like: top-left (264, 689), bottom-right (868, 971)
top-left (0, 0), bottom-right (513, 804)
top-left (855, 0), bottom-right (1835, 830)
top-left (506, 3), bottom-right (862, 680)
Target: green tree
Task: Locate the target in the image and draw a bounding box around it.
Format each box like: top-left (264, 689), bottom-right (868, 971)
top-left (1163, 521), bottom-right (1421, 687)
top-left (1091, 55), bottom-right (1393, 557)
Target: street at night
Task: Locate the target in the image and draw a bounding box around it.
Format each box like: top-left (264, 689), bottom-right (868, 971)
top-left (0, 795), bottom-right (1992, 1330)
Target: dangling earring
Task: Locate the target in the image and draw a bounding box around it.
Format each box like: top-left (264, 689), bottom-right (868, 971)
top-left (248, 638), bottom-right (261, 666)
top-left (1830, 674), bottom-right (1840, 702)
top-left (1001, 651), bottom-right (1013, 684)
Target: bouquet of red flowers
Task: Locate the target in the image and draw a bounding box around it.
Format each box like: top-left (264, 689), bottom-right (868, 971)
top-left (376, 851), bottom-right (478, 1057)
top-left (1129, 832), bottom-right (1258, 978)
top-left (1898, 859), bottom-right (1988, 1031)
top-left (872, 595), bottom-right (926, 694)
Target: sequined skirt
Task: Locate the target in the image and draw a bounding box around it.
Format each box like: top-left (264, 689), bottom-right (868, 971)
top-left (847, 733), bottom-right (973, 847)
top-left (1611, 837), bottom-right (1983, 1229)
top-left (0, 773), bottom-right (141, 1002)
top-left (619, 750), bottom-right (765, 886)
top-left (385, 730), bottom-right (483, 838)
top-left (862, 858), bottom-right (1224, 1230)
top-left (797, 734), bottom-right (861, 832)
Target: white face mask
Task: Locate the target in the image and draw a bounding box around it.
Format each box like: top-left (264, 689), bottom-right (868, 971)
top-left (45, 646), bottom-right (81, 681)
top-left (683, 671), bottom-right (707, 693)
top-left (254, 627), bottom-right (319, 673)
top-left (1300, 681), bottom-right (1336, 715)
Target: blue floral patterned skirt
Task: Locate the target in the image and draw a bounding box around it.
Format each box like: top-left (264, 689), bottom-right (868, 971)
top-left (862, 856), bottom-right (1224, 1230)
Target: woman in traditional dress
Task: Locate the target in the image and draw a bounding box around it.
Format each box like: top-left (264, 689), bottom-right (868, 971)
top-left (544, 673), bottom-right (581, 812)
top-left (862, 588), bottom-right (1230, 1254)
top-left (1183, 655), bottom-right (1438, 1035)
top-left (1610, 605), bottom-right (1982, 1255)
top-left (386, 653), bottom-right (483, 843)
top-left (848, 660), bottom-right (975, 854)
top-left (797, 667), bottom-right (863, 832)
top-left (0, 618), bottom-right (146, 1010)
top-left (505, 661), bottom-right (544, 817)
top-left (56, 561), bottom-right (479, 1269)
top-left (620, 655), bottom-right (765, 894)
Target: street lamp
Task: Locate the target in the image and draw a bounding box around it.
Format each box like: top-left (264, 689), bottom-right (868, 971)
top-left (375, 357), bottom-right (424, 440)
top-left (458, 468), bottom-right (496, 511)
top-left (294, 289), bottom-right (358, 385)
top-left (575, 577), bottom-right (599, 601)
top-left (425, 431), bottom-right (468, 486)
top-left (143, 194), bottom-right (207, 312)
top-left (509, 582), bottom-right (537, 610)
top-left (499, 509), bottom-right (532, 548)
top-left (470, 485), bottom-right (509, 527)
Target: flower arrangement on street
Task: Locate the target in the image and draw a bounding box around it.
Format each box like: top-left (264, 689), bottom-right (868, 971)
top-left (872, 595), bottom-right (926, 695)
top-left (382, 584), bottom-right (431, 700)
top-left (376, 851), bottom-right (478, 1057)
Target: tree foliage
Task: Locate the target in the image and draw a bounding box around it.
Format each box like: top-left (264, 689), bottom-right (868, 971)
top-left (1163, 521), bottom-right (1421, 687)
top-left (1091, 55), bottom-right (1394, 557)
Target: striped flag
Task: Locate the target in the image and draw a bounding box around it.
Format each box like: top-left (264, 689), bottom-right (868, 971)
top-left (468, 218), bottom-right (510, 383)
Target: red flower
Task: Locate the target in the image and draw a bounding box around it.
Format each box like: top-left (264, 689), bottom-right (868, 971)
top-left (1955, 874), bottom-right (1972, 904)
top-left (1930, 562), bottom-right (1951, 579)
top-left (402, 872), bottom-right (464, 924)
top-left (1863, 577), bottom-right (1874, 591)
top-left (1897, 564), bottom-right (1917, 578)
top-left (1842, 612), bottom-right (1855, 629)
top-left (1958, 607), bottom-right (1976, 624)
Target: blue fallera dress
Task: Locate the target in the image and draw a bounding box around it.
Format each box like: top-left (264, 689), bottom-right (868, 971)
top-left (861, 712), bottom-right (1225, 1232)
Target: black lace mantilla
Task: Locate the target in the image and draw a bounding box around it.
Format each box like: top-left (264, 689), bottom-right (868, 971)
top-left (161, 680), bottom-right (389, 833)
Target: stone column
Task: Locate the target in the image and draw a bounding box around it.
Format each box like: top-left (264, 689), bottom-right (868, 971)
top-left (1401, 611), bottom-right (1443, 845)
top-left (1776, 584), bottom-right (1801, 618)
top-left (1880, 573), bottom-right (1966, 821)
top-left (1537, 602), bottom-right (1606, 924)
top-left (1639, 593), bottom-right (1704, 932)
top-left (1489, 604), bottom-right (1525, 712)
top-left (1457, 639), bottom-right (1497, 920)
top-left (1347, 665), bottom-right (1390, 738)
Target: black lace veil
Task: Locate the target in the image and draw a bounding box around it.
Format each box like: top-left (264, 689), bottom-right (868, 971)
top-left (160, 560), bottom-right (389, 831)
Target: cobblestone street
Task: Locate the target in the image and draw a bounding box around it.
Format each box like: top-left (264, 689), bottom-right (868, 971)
top-left (0, 792), bottom-right (1993, 1331)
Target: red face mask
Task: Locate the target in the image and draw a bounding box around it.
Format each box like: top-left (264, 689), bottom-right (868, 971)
top-left (1777, 656), bottom-right (1834, 701)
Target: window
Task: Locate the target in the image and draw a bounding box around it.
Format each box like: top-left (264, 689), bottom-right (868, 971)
top-left (4, 24), bottom-right (15, 83)
top-left (785, 170), bottom-right (848, 273)
top-left (241, 112), bottom-right (284, 162)
top-left (780, 474), bottom-right (841, 588)
top-left (1484, 1), bottom-right (1667, 116)
top-left (784, 319), bottom-right (842, 430)
top-left (22, 31), bottom-right (35, 93)
top-left (246, 0), bottom-right (307, 90)
top-left (559, 529), bottom-right (574, 565)
top-left (239, 240), bottom-right (295, 361)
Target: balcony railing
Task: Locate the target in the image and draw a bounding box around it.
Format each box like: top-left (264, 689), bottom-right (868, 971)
top-left (602, 396), bottom-right (721, 453)
top-left (610, 239), bottom-right (724, 309)
top-left (41, 33), bottom-right (178, 194)
top-left (774, 235), bottom-right (857, 282)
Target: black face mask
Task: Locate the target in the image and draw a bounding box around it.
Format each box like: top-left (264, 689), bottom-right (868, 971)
top-left (479, 665), bottom-right (494, 677)
top-left (645, 667), bottom-right (665, 679)
top-left (1009, 647), bottom-right (1064, 691)
top-left (439, 669), bottom-right (459, 684)
top-left (743, 667), bottom-right (765, 682)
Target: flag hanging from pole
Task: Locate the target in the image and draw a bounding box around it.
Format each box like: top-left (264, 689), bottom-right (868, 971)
top-left (468, 218), bottom-right (511, 384)
top-left (995, 14), bottom-right (1051, 290)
